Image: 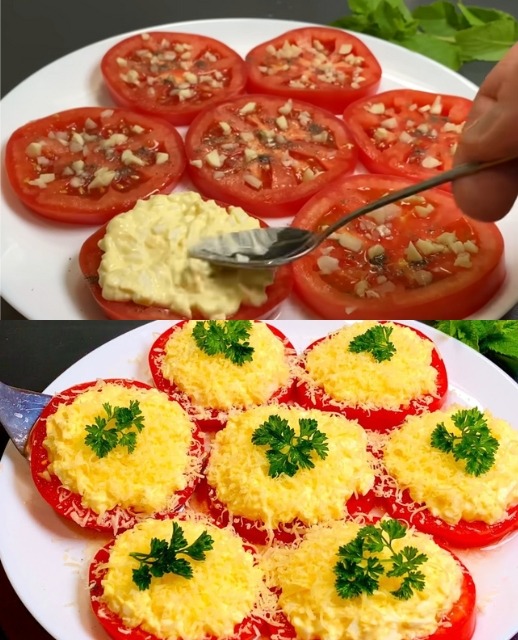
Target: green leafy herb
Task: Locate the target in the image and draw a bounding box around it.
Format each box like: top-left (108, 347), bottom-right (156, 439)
top-left (430, 407), bottom-right (499, 476)
top-left (334, 519), bottom-right (427, 600)
top-left (331, 0), bottom-right (518, 70)
top-left (130, 522), bottom-right (214, 590)
top-left (192, 320), bottom-right (254, 365)
top-left (84, 400), bottom-right (145, 458)
top-left (251, 414), bottom-right (329, 477)
top-left (349, 325), bottom-right (396, 362)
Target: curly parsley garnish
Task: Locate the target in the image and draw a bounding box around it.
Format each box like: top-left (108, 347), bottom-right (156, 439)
top-left (130, 522), bottom-right (214, 591)
top-left (192, 320), bottom-right (254, 365)
top-left (430, 407), bottom-right (499, 476)
top-left (334, 519), bottom-right (428, 601)
top-left (251, 414), bottom-right (329, 477)
top-left (348, 325), bottom-right (396, 362)
top-left (84, 400), bottom-right (145, 458)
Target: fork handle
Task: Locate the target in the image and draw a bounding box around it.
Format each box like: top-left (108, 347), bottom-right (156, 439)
top-left (320, 155), bottom-right (518, 240)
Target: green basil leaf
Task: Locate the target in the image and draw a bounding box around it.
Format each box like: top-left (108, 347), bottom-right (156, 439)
top-left (412, 1), bottom-right (463, 36)
top-left (456, 19), bottom-right (518, 62)
top-left (399, 33), bottom-right (462, 69)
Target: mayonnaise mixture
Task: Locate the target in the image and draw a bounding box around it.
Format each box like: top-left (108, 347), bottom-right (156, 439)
top-left (97, 192), bottom-right (274, 318)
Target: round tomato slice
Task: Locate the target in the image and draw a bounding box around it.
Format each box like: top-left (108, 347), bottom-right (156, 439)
top-left (101, 32), bottom-right (247, 127)
top-left (276, 551), bottom-right (476, 640)
top-left (89, 538), bottom-right (274, 640)
top-left (343, 89), bottom-right (472, 187)
top-left (291, 173), bottom-right (505, 319)
top-left (79, 219), bottom-right (293, 321)
top-left (246, 26), bottom-right (382, 113)
top-left (28, 379), bottom-right (205, 534)
top-left (194, 476), bottom-right (376, 546)
top-left (185, 93), bottom-right (358, 217)
top-left (148, 320), bottom-right (296, 430)
top-left (380, 483), bottom-right (518, 549)
top-left (5, 107), bottom-right (186, 224)
top-left (295, 323), bottom-right (448, 431)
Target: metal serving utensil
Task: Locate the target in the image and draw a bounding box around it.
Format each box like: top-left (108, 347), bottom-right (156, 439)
top-left (0, 381), bottom-right (52, 457)
top-left (189, 156), bottom-right (517, 269)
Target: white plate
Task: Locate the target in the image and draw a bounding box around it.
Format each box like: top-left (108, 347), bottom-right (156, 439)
top-left (0, 320), bottom-right (517, 640)
top-left (1, 18), bottom-right (517, 319)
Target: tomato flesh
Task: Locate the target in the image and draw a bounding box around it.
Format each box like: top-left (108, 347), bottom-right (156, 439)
top-left (291, 173), bottom-right (505, 319)
top-left (185, 93), bottom-right (358, 217)
top-left (246, 27), bottom-right (382, 113)
top-left (148, 321), bottom-right (297, 430)
top-left (101, 32), bottom-right (247, 127)
top-left (295, 323), bottom-right (448, 431)
top-left (28, 379), bottom-right (205, 533)
top-left (5, 107), bottom-right (186, 224)
top-left (343, 89), bottom-right (472, 187)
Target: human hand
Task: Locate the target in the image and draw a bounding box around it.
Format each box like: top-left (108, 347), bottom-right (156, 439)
top-left (453, 42), bottom-right (518, 222)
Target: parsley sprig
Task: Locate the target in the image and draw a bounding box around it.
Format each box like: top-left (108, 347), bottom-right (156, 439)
top-left (349, 325), bottom-right (396, 362)
top-left (192, 320), bottom-right (254, 365)
top-left (84, 400), bottom-right (145, 458)
top-left (431, 407), bottom-right (499, 476)
top-left (334, 519), bottom-right (428, 601)
top-left (130, 522), bottom-right (214, 591)
top-left (251, 414), bottom-right (329, 477)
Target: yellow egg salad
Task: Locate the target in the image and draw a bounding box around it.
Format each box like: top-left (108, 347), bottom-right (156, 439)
top-left (98, 517), bottom-right (274, 640)
top-left (207, 405), bottom-right (375, 530)
top-left (43, 381), bottom-right (201, 522)
top-left (159, 320), bottom-right (294, 412)
top-left (97, 191), bottom-right (275, 319)
top-left (260, 519), bottom-right (464, 640)
top-left (383, 405), bottom-right (518, 524)
top-left (301, 321), bottom-right (438, 411)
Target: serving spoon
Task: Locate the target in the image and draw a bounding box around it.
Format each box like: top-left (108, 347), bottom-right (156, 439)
top-left (189, 156), bottom-right (516, 269)
top-left (0, 381), bottom-right (52, 457)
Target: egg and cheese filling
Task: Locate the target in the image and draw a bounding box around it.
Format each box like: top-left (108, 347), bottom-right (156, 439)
top-left (160, 320), bottom-right (293, 411)
top-left (207, 405), bottom-right (375, 529)
top-left (101, 518), bottom-right (265, 640)
top-left (302, 321), bottom-right (438, 410)
top-left (261, 520), bottom-right (463, 640)
top-left (44, 382), bottom-right (197, 514)
top-left (97, 191), bottom-right (274, 319)
top-left (384, 406), bottom-right (518, 524)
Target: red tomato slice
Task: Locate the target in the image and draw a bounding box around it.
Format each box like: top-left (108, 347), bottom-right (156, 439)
top-left (276, 551), bottom-right (476, 640)
top-left (291, 173), bottom-right (505, 319)
top-left (185, 93), bottom-right (358, 217)
top-left (5, 107), bottom-right (186, 224)
top-left (295, 323), bottom-right (448, 431)
top-left (148, 321), bottom-right (296, 430)
top-left (343, 89), bottom-right (472, 187)
top-left (89, 537), bottom-right (274, 640)
top-left (380, 483), bottom-right (518, 549)
top-left (101, 32), bottom-right (247, 127)
top-left (28, 379), bottom-right (205, 534)
top-left (194, 476), bottom-right (376, 546)
top-left (246, 27), bottom-right (382, 113)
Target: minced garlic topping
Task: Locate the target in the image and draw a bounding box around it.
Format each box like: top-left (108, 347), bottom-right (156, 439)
top-left (302, 321), bottom-right (438, 410)
top-left (160, 320), bottom-right (292, 410)
top-left (384, 406), bottom-right (518, 524)
top-left (260, 519), bottom-right (463, 640)
top-left (207, 405), bottom-right (374, 529)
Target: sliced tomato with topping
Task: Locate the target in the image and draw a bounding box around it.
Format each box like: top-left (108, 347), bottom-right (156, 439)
top-left (79, 219), bottom-right (293, 321)
top-left (185, 93), bottom-right (358, 217)
top-left (101, 31), bottom-right (247, 126)
top-left (5, 107), bottom-right (185, 224)
top-left (148, 320), bottom-right (296, 430)
top-left (277, 551), bottom-right (476, 640)
top-left (295, 323), bottom-right (448, 431)
top-left (193, 476), bottom-right (376, 546)
top-left (28, 379), bottom-right (205, 534)
top-left (246, 27), bottom-right (382, 113)
top-left (343, 89), bottom-right (472, 186)
top-left (291, 173), bottom-right (505, 319)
